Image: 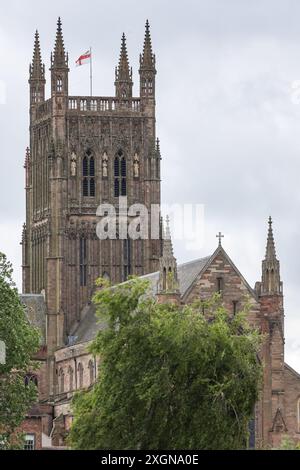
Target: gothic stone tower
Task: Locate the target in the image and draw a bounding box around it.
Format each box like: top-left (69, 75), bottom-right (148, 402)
top-left (22, 19), bottom-right (162, 359)
top-left (256, 217), bottom-right (285, 447)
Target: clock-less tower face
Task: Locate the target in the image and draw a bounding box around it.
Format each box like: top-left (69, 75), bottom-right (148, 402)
top-left (23, 19), bottom-right (161, 342)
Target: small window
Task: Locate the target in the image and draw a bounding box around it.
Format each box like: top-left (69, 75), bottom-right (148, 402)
top-left (233, 300), bottom-right (238, 315)
top-left (78, 363), bottom-right (84, 389)
top-left (217, 277), bottom-right (223, 293)
top-left (24, 434), bottom-right (35, 450)
top-left (68, 366), bottom-right (74, 391)
top-left (58, 368), bottom-right (65, 393)
top-left (298, 398), bottom-right (300, 433)
top-left (88, 359), bottom-right (95, 385)
top-left (25, 374), bottom-right (38, 387)
top-left (56, 77), bottom-right (63, 93)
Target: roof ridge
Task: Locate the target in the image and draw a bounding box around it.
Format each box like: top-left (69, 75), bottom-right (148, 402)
top-left (178, 255), bottom-right (211, 269)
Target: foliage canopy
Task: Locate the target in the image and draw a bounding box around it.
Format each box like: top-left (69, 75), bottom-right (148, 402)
top-left (69, 277), bottom-right (262, 450)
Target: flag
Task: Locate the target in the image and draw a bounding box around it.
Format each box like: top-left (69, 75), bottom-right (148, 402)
top-left (76, 50), bottom-right (91, 66)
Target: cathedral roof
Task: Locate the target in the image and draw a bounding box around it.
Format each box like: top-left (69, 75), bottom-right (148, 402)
top-left (71, 255), bottom-right (211, 345)
top-left (20, 294), bottom-right (47, 345)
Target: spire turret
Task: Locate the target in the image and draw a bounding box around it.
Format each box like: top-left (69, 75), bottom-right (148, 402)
top-left (50, 18), bottom-right (69, 97)
top-left (158, 216), bottom-right (179, 294)
top-left (51, 17), bottom-right (68, 68)
top-left (29, 30), bottom-right (45, 105)
top-left (140, 19), bottom-right (156, 70)
top-left (115, 33), bottom-right (133, 98)
top-left (265, 216), bottom-right (277, 260)
top-left (139, 20), bottom-right (156, 99)
top-left (262, 217), bottom-right (282, 294)
top-left (29, 30), bottom-right (45, 81)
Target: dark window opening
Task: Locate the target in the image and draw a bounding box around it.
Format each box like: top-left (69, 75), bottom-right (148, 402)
top-left (114, 157), bottom-right (119, 176)
top-left (121, 178), bottom-right (126, 196)
top-left (83, 178), bottom-right (88, 196)
top-left (89, 157), bottom-right (95, 176)
top-left (89, 178), bottom-right (95, 197)
top-left (82, 157), bottom-right (88, 176)
top-left (121, 157), bottom-right (126, 177)
top-left (25, 374), bottom-right (38, 387)
top-left (114, 151), bottom-right (127, 197)
top-left (114, 178), bottom-right (120, 197)
top-left (233, 300), bottom-right (238, 315)
top-left (82, 151), bottom-right (95, 197)
top-left (217, 277), bottom-right (223, 293)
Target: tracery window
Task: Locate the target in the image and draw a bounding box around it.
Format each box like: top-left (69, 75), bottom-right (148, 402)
top-left (82, 149), bottom-right (95, 197)
top-left (114, 150), bottom-right (126, 197)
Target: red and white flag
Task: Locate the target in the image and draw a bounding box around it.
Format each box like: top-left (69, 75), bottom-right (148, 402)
top-left (76, 50), bottom-right (91, 66)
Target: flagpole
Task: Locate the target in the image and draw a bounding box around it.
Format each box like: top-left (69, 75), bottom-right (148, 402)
top-left (90, 47), bottom-right (93, 97)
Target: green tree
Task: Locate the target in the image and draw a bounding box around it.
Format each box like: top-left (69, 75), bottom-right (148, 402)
top-left (0, 252), bottom-right (40, 449)
top-left (69, 277), bottom-right (262, 450)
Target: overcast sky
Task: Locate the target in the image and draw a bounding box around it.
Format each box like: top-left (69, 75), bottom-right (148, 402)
top-left (0, 0), bottom-right (300, 370)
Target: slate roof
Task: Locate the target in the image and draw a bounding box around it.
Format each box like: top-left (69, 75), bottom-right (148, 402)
top-left (72, 304), bottom-right (107, 344)
top-left (72, 255), bottom-right (211, 344)
top-left (20, 294), bottom-right (47, 344)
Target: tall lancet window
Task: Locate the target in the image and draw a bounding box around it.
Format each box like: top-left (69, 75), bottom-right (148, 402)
top-left (82, 149), bottom-right (95, 197)
top-left (80, 237), bottom-right (87, 286)
top-left (114, 150), bottom-right (126, 197)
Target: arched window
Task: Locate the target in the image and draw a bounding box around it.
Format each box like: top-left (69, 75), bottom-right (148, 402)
top-left (114, 150), bottom-right (126, 197)
top-left (82, 149), bottom-right (95, 197)
top-left (78, 363), bottom-right (84, 389)
top-left (68, 366), bottom-right (74, 391)
top-left (298, 398), bottom-right (300, 432)
top-left (88, 360), bottom-right (94, 386)
top-left (58, 368), bottom-right (65, 394)
top-left (25, 374), bottom-right (38, 387)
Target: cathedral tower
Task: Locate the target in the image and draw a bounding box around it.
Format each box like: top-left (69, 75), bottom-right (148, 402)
top-left (22, 19), bottom-right (162, 359)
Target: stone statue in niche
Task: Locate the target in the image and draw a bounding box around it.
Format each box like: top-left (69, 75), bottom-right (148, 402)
top-left (70, 152), bottom-right (77, 177)
top-left (133, 153), bottom-right (139, 177)
top-left (102, 152), bottom-right (108, 177)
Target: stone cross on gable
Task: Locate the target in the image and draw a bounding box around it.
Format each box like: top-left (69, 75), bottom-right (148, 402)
top-left (216, 232), bottom-right (224, 246)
